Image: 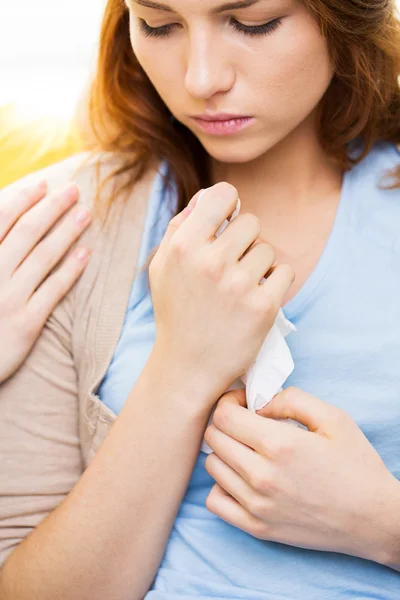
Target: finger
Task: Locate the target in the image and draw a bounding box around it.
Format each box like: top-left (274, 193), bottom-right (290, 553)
top-left (174, 182), bottom-right (240, 245)
top-left (13, 204), bottom-right (91, 298)
top-left (0, 180), bottom-right (47, 243)
top-left (212, 213), bottom-right (262, 263)
top-left (238, 241), bottom-right (276, 283)
top-left (157, 188), bottom-right (204, 251)
top-left (205, 452), bottom-right (257, 511)
top-left (256, 263), bottom-right (295, 306)
top-left (257, 387), bottom-right (351, 440)
top-left (204, 423), bottom-right (266, 485)
top-left (0, 183), bottom-right (79, 278)
top-left (28, 246), bottom-right (91, 326)
top-left (212, 397), bottom-right (307, 457)
top-left (206, 483), bottom-right (264, 537)
top-left (219, 388), bottom-right (247, 409)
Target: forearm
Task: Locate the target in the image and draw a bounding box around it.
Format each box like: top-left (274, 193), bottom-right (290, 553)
top-left (0, 354), bottom-right (212, 600)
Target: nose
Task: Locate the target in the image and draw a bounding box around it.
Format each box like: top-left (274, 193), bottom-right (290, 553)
top-left (184, 31), bottom-right (235, 100)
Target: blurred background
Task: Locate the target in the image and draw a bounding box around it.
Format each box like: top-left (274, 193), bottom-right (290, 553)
top-left (0, 0), bottom-right (105, 187)
top-left (1, 1), bottom-right (399, 188)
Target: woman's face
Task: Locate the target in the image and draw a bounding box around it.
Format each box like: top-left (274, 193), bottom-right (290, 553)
top-left (126, 0), bottom-right (334, 163)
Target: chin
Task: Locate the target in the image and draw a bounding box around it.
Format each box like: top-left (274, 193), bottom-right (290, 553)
top-left (199, 135), bottom-right (280, 165)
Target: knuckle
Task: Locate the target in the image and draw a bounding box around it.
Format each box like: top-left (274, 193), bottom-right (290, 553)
top-left (148, 255), bottom-right (159, 279)
top-left (0, 205), bottom-right (11, 225)
top-left (248, 471), bottom-right (269, 495)
top-left (259, 241), bottom-right (276, 265)
top-left (18, 214), bottom-right (38, 237)
top-left (205, 491), bottom-right (218, 513)
top-left (167, 214), bottom-right (181, 231)
top-left (212, 403), bottom-right (231, 430)
top-left (48, 273), bottom-right (71, 301)
top-left (169, 236), bottom-right (190, 260)
top-left (249, 519), bottom-right (270, 540)
top-left (213, 181), bottom-right (238, 200)
top-left (0, 284), bottom-right (14, 314)
top-left (19, 310), bottom-right (41, 340)
top-left (59, 258), bottom-right (79, 285)
top-left (210, 182), bottom-right (239, 213)
top-left (282, 386), bottom-right (299, 404)
top-left (199, 255), bottom-right (225, 282)
top-left (14, 185), bottom-right (32, 205)
top-left (242, 213), bottom-right (261, 235)
top-left (271, 438), bottom-right (294, 462)
top-left (247, 494), bottom-right (268, 519)
top-left (204, 452), bottom-right (217, 474)
top-left (278, 262), bottom-right (296, 283)
top-left (250, 295), bottom-right (278, 322)
top-left (225, 270), bottom-right (253, 296)
top-left (33, 247), bottom-right (53, 272)
top-left (333, 406), bottom-right (351, 427)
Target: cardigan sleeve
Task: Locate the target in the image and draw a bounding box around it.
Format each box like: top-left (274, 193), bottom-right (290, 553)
top-left (0, 294), bottom-right (82, 567)
top-left (0, 155), bottom-right (93, 567)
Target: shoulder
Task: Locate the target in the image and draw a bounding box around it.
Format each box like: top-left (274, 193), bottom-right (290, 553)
top-left (346, 142), bottom-right (400, 252)
top-left (0, 151), bottom-right (155, 209)
top-left (0, 151), bottom-right (162, 248)
top-left (349, 141), bottom-right (400, 188)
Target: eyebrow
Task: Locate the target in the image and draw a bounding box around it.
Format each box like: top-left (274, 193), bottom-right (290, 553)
top-left (133, 0), bottom-right (261, 15)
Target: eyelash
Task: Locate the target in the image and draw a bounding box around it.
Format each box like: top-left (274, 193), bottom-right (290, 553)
top-left (138, 17), bottom-right (282, 39)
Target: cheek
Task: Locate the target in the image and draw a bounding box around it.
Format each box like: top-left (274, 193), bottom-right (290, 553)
top-left (134, 45), bottom-right (182, 111)
top-left (249, 16), bottom-right (333, 119)
top-left (129, 20), bottom-right (177, 103)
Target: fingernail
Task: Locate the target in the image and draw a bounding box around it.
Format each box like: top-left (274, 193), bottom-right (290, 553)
top-left (74, 247), bottom-right (90, 262)
top-left (37, 180), bottom-right (47, 193)
top-left (75, 207), bottom-right (91, 225)
top-left (65, 183), bottom-right (79, 202)
top-left (186, 189), bottom-right (204, 215)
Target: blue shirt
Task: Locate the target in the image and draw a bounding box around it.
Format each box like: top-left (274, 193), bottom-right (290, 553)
top-left (99, 143), bottom-right (400, 599)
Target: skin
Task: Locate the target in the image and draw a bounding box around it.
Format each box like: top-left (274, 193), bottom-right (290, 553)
top-left (127, 0), bottom-right (400, 567)
top-left (0, 181), bottom-right (91, 382)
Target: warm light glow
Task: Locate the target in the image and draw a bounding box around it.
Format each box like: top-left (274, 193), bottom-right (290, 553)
top-left (0, 1), bottom-right (105, 120)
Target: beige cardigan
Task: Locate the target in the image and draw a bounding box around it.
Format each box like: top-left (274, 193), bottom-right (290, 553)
top-left (0, 154), bottom-right (159, 566)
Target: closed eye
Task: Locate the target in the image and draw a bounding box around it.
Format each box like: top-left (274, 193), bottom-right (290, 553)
top-left (138, 17), bottom-right (282, 38)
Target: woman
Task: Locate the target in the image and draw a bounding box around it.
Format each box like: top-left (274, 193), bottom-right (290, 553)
top-left (0, 0), bottom-right (399, 598)
top-left (0, 180), bottom-right (91, 383)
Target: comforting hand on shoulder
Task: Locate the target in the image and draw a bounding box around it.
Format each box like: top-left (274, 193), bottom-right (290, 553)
top-left (0, 180), bottom-right (91, 383)
top-left (204, 387), bottom-right (400, 567)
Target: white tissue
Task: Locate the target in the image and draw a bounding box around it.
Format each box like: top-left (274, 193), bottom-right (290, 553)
top-left (196, 189), bottom-right (297, 454)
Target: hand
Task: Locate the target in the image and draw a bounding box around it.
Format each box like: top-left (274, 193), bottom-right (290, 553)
top-left (204, 387), bottom-right (399, 564)
top-left (0, 180), bottom-right (91, 382)
top-left (149, 183), bottom-right (295, 406)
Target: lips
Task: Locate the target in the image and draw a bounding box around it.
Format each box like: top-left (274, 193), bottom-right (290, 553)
top-left (192, 113), bottom-right (250, 121)
top-left (191, 116), bottom-right (255, 136)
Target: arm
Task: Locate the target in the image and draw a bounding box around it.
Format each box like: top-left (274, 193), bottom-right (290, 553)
top-left (0, 307), bottom-right (212, 600)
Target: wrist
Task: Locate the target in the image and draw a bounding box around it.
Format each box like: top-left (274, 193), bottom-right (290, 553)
top-left (360, 474), bottom-right (400, 570)
top-left (142, 345), bottom-right (217, 419)
top-left (374, 475), bottom-right (400, 570)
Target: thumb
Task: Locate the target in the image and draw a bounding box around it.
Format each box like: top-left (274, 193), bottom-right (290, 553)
top-left (219, 387), bottom-right (247, 409)
top-left (159, 188), bottom-right (204, 249)
top-left (256, 387), bottom-right (349, 439)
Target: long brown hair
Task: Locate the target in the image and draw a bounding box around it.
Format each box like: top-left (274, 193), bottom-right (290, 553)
top-left (87, 0), bottom-right (400, 213)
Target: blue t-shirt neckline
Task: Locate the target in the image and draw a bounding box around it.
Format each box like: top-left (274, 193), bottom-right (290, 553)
top-left (283, 167), bottom-right (350, 320)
